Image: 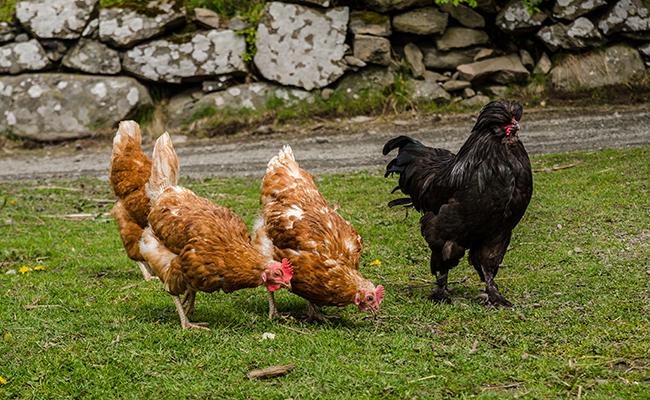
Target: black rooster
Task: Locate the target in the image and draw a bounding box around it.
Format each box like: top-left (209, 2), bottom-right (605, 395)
top-left (383, 100), bottom-right (532, 307)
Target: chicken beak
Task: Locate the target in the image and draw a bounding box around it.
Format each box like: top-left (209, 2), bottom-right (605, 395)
top-left (283, 281), bottom-right (292, 292)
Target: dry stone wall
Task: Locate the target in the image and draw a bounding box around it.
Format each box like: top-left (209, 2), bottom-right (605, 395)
top-left (1, 0), bottom-right (649, 141)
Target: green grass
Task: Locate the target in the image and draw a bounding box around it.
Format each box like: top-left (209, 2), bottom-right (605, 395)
top-left (1, 146), bottom-right (649, 398)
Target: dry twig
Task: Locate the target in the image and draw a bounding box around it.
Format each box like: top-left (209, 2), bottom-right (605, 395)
top-left (244, 364), bottom-right (295, 380)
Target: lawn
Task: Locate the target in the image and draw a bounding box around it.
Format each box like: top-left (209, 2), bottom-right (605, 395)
top-left (0, 146), bottom-right (649, 399)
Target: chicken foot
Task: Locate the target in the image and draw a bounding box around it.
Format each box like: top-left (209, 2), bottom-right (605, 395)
top-left (304, 301), bottom-right (338, 324)
top-left (474, 270), bottom-right (512, 308)
top-left (172, 295), bottom-right (210, 330)
top-left (428, 269), bottom-right (452, 304)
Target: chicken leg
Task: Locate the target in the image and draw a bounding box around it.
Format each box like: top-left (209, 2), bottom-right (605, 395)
top-left (428, 268), bottom-right (452, 304)
top-left (137, 261), bottom-right (157, 282)
top-left (172, 295), bottom-right (210, 330)
top-left (305, 301), bottom-right (338, 324)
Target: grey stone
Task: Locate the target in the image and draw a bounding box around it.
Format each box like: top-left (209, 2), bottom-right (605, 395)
top-left (39, 39), bottom-right (68, 62)
top-left (321, 88), bottom-right (334, 100)
top-left (227, 18), bottom-right (252, 31)
top-left (360, 0), bottom-right (435, 13)
top-left (82, 18), bottom-right (99, 38)
top-left (496, 0), bottom-right (547, 34)
top-left (62, 38), bottom-right (121, 75)
top-left (537, 17), bottom-right (603, 52)
top-left (421, 44), bottom-right (487, 70)
top-left (0, 74), bottom-right (152, 141)
top-left (457, 54), bottom-right (530, 84)
top-left (519, 49), bottom-right (534, 71)
top-left (461, 94), bottom-right (490, 107)
top-left (345, 55), bottom-right (367, 68)
top-left (335, 64), bottom-right (396, 98)
top-left (599, 0), bottom-right (650, 35)
top-left (349, 11), bottom-right (391, 36)
top-left (193, 8), bottom-right (220, 29)
top-left (474, 48), bottom-right (497, 61)
top-left (123, 29), bottom-right (247, 84)
top-left (254, 2), bottom-right (349, 91)
top-left (354, 34), bottom-right (391, 66)
top-left (282, 0), bottom-right (334, 8)
top-left (202, 75), bottom-right (236, 93)
top-left (393, 7), bottom-right (448, 35)
top-left (443, 80), bottom-right (472, 91)
top-left (99, 0), bottom-right (186, 49)
top-left (16, 0), bottom-right (98, 40)
top-left (166, 87), bottom-right (204, 128)
top-left (0, 39), bottom-right (50, 74)
top-left (404, 43), bottom-right (425, 78)
top-left (553, 0), bottom-right (607, 20)
top-left (549, 43), bottom-right (645, 90)
top-left (533, 52), bottom-right (552, 75)
top-left (14, 33), bottom-right (29, 42)
top-left (195, 82), bottom-right (315, 114)
top-left (0, 22), bottom-right (19, 44)
top-left (463, 87), bottom-right (475, 97)
top-left (409, 79), bottom-right (451, 102)
top-left (482, 85), bottom-right (507, 98)
top-left (438, 2), bottom-right (485, 28)
top-left (436, 27), bottom-right (489, 52)
top-left (423, 70), bottom-right (449, 82)
top-left (638, 43), bottom-right (650, 57)
top-left (475, 0), bottom-right (499, 14)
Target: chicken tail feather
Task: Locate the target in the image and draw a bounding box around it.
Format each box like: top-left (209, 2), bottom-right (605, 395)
top-left (146, 132), bottom-right (179, 202)
top-left (266, 144), bottom-right (295, 173)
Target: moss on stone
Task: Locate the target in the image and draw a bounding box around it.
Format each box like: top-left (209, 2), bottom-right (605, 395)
top-left (350, 11), bottom-right (389, 26)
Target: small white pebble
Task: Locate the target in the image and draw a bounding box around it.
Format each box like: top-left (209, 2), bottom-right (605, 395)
top-left (261, 332), bottom-right (275, 341)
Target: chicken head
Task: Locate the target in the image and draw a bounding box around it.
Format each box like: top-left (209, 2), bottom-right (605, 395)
top-left (354, 284), bottom-right (384, 315)
top-left (262, 258), bottom-right (293, 292)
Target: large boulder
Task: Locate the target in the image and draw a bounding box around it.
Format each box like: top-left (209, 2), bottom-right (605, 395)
top-left (61, 38), bottom-right (121, 75)
top-left (457, 54), bottom-right (530, 84)
top-left (98, 0), bottom-right (186, 49)
top-left (16, 0), bottom-right (98, 40)
top-left (0, 74), bottom-right (152, 141)
top-left (254, 2), bottom-right (349, 91)
top-left (599, 0), bottom-right (650, 35)
top-left (495, 0), bottom-right (547, 34)
top-left (549, 44), bottom-right (645, 90)
top-left (537, 17), bottom-right (603, 52)
top-left (0, 39), bottom-right (51, 74)
top-left (122, 29), bottom-right (247, 84)
top-left (393, 7), bottom-right (448, 35)
top-left (552, 0), bottom-right (607, 20)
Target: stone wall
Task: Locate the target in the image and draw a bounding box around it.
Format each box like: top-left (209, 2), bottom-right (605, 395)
top-left (1, 0), bottom-right (648, 141)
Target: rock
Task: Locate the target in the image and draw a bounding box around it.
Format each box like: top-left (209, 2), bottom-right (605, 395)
top-left (321, 88), bottom-right (334, 100)
top-left (254, 2), bottom-right (349, 91)
top-left (122, 29), bottom-right (247, 84)
top-left (474, 48), bottom-right (497, 61)
top-left (519, 49), bottom-right (534, 71)
top-left (533, 52), bottom-right (552, 75)
top-left (553, 0), bottom-right (607, 20)
top-left (193, 8), bottom-right (220, 29)
top-left (0, 22), bottom-right (19, 44)
top-left (409, 79), bottom-right (450, 102)
top-left (421, 44), bottom-right (487, 70)
top-left (461, 94), bottom-right (490, 107)
top-left (0, 73), bottom-right (152, 141)
top-left (62, 38), bottom-right (121, 75)
top-left (349, 11), bottom-right (391, 36)
top-left (482, 84), bottom-right (507, 98)
top-left (549, 43), bottom-right (645, 90)
top-left (393, 7), bottom-right (448, 35)
top-left (475, 0), bottom-right (499, 14)
top-left (0, 39), bottom-right (50, 74)
top-left (282, 0), bottom-right (333, 8)
top-left (335, 64), bottom-right (396, 98)
top-left (166, 87), bottom-right (204, 128)
top-left (639, 43), bottom-right (650, 58)
top-left (599, 0), bottom-right (650, 35)
top-left (537, 17), bottom-right (603, 52)
top-left (82, 18), bottom-right (99, 38)
top-left (463, 87), bottom-right (475, 97)
top-left (227, 17), bottom-right (252, 31)
top-left (195, 82), bottom-right (315, 114)
top-left (438, 2), bottom-right (485, 28)
top-left (443, 80), bottom-right (472, 91)
top-left (457, 54), bottom-right (530, 84)
top-left (344, 56), bottom-right (367, 68)
top-left (14, 33), bottom-right (28, 42)
top-left (360, 0), bottom-right (436, 13)
top-left (404, 43), bottom-right (425, 78)
top-left (423, 70), bottom-right (449, 82)
top-left (353, 34), bottom-right (391, 66)
top-left (39, 39), bottom-right (68, 62)
top-left (436, 27), bottom-right (489, 52)
top-left (98, 0), bottom-right (186, 49)
top-left (16, 0), bottom-right (98, 39)
top-left (202, 75), bottom-right (236, 93)
top-left (496, 0), bottom-right (547, 34)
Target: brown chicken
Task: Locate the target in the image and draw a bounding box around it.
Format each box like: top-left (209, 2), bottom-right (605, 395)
top-left (108, 120), bottom-right (156, 281)
top-left (139, 133), bottom-right (293, 330)
top-left (253, 145), bottom-right (384, 322)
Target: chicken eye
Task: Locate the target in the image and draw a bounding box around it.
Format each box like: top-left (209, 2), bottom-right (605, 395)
top-left (367, 296), bottom-right (374, 302)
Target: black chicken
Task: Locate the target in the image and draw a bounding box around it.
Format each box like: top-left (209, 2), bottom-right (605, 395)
top-left (383, 100), bottom-right (533, 307)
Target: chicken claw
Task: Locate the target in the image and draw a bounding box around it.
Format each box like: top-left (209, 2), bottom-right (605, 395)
top-left (172, 295), bottom-right (210, 331)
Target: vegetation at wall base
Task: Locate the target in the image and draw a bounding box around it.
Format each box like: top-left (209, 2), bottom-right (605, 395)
top-left (1, 146), bottom-right (648, 398)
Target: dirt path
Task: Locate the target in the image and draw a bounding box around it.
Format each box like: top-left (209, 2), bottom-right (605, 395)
top-left (1, 106), bottom-right (649, 181)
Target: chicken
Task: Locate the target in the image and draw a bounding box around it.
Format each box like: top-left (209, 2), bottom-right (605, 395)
top-left (383, 100), bottom-right (532, 307)
top-left (108, 120), bottom-right (156, 281)
top-left (138, 132), bottom-right (293, 330)
top-left (253, 145), bottom-right (384, 322)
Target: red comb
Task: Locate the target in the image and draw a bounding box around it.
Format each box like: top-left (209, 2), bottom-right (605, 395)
top-left (281, 258), bottom-right (293, 280)
top-left (375, 285), bottom-right (385, 305)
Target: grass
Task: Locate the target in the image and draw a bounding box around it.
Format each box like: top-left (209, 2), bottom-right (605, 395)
top-left (1, 146), bottom-right (649, 398)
